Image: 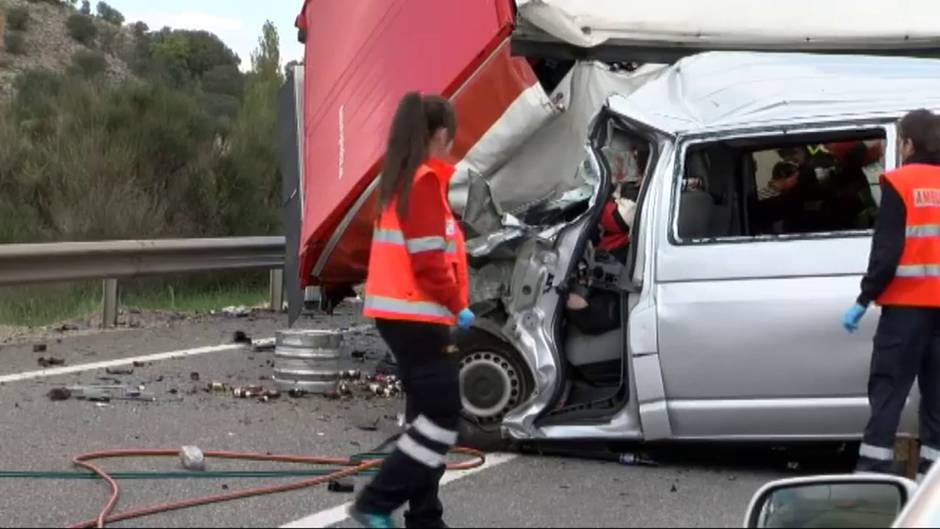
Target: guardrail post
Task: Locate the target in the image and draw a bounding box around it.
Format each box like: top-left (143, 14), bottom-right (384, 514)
top-left (269, 269), bottom-right (284, 312)
top-left (102, 278), bottom-right (119, 328)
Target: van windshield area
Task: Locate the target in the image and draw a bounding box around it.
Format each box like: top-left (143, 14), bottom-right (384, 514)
top-left (678, 129), bottom-right (887, 242)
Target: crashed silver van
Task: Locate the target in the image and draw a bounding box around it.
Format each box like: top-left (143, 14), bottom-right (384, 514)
top-left (456, 51), bottom-right (940, 449)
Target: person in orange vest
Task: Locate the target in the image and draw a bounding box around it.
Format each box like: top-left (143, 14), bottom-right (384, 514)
top-left (350, 92), bottom-right (472, 529)
top-left (843, 109), bottom-right (940, 480)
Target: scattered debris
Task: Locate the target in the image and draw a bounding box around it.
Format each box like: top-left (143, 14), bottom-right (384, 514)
top-left (105, 367), bottom-right (134, 376)
top-left (221, 306), bottom-right (251, 318)
top-left (180, 446), bottom-right (207, 471)
top-left (258, 390), bottom-right (281, 403)
top-left (670, 484), bottom-right (678, 493)
top-left (33, 344), bottom-right (48, 353)
top-left (233, 331), bottom-right (251, 344)
top-left (334, 371), bottom-right (402, 399)
top-left (67, 385), bottom-right (156, 403)
top-left (37, 357), bottom-right (65, 368)
top-left (232, 386), bottom-right (264, 399)
top-left (230, 386), bottom-right (282, 403)
top-left (57, 324), bottom-right (80, 332)
top-left (352, 413), bottom-right (381, 432)
top-left (221, 484), bottom-right (229, 490)
top-left (190, 372), bottom-right (201, 382)
top-left (208, 382), bottom-right (228, 393)
top-left (252, 338), bottom-right (276, 352)
top-left (618, 453), bottom-right (659, 467)
top-left (328, 479), bottom-right (355, 494)
top-left (168, 389), bottom-right (179, 395)
top-left (133, 361), bottom-right (147, 368)
top-left (47, 388), bottom-right (72, 402)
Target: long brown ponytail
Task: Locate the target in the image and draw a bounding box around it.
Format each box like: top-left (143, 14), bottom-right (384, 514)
top-left (378, 93), bottom-right (456, 218)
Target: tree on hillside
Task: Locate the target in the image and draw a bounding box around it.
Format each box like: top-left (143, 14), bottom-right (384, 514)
top-left (66, 14), bottom-right (97, 45)
top-left (219, 20), bottom-right (283, 234)
top-left (79, 0), bottom-right (90, 15)
top-left (251, 21), bottom-right (281, 81)
top-left (96, 2), bottom-right (123, 26)
top-left (146, 29), bottom-right (240, 87)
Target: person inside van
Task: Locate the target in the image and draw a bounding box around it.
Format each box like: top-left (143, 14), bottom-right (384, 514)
top-left (778, 145), bottom-right (831, 226)
top-left (824, 141), bottom-right (882, 230)
top-left (564, 149), bottom-right (647, 336)
top-left (596, 181), bottom-right (638, 262)
top-left (754, 161), bottom-right (809, 234)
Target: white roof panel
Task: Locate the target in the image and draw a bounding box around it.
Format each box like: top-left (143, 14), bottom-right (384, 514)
top-left (608, 52), bottom-right (940, 134)
top-left (516, 0), bottom-right (940, 51)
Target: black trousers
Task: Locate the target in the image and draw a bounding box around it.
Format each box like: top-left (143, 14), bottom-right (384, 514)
top-left (857, 307), bottom-right (940, 479)
top-left (355, 319), bottom-right (461, 527)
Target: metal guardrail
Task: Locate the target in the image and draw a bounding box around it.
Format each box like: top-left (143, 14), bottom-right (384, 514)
top-left (0, 237), bottom-right (287, 327)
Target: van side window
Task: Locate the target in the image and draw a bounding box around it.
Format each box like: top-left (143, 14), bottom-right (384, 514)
top-left (676, 129), bottom-right (887, 242)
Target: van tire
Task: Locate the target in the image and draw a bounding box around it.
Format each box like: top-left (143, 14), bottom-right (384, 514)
top-left (456, 329), bottom-right (533, 452)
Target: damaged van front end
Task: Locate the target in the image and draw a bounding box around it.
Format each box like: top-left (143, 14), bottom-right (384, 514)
top-left (462, 147), bottom-right (606, 439)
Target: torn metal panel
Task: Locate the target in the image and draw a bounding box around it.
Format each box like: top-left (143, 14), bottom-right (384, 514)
top-left (461, 169), bottom-right (505, 239)
top-left (469, 262), bottom-right (514, 306)
top-left (482, 62), bottom-right (663, 216)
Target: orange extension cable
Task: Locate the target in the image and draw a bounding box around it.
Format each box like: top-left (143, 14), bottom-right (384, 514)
top-left (66, 447), bottom-right (485, 528)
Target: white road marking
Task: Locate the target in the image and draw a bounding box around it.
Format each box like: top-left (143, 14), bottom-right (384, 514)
top-left (281, 453), bottom-right (519, 528)
top-left (0, 341), bottom-right (264, 384)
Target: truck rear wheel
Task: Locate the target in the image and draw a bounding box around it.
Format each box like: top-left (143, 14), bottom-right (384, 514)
top-left (456, 329), bottom-right (533, 452)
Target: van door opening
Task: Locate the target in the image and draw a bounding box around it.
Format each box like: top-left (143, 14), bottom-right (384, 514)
top-left (540, 114), bottom-right (656, 424)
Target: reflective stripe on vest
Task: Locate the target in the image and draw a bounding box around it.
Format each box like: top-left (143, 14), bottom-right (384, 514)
top-left (907, 225), bottom-right (940, 238)
top-left (896, 264), bottom-right (940, 278)
top-left (364, 295), bottom-right (454, 319)
top-left (372, 229), bottom-right (457, 255)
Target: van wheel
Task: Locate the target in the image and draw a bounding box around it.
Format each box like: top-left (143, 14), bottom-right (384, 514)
top-left (456, 329), bottom-right (533, 452)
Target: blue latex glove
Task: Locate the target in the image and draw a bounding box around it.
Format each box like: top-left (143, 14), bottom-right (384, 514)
top-left (842, 303), bottom-right (868, 334)
top-left (457, 308), bottom-right (476, 330)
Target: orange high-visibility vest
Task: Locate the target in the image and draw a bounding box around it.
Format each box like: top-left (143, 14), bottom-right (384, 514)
top-left (362, 162), bottom-right (469, 325)
top-left (878, 164), bottom-right (940, 307)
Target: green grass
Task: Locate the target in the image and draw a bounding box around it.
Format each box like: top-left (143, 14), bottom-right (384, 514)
top-left (0, 275), bottom-right (269, 327)
top-left (0, 282), bottom-right (100, 327)
top-left (122, 280), bottom-right (267, 313)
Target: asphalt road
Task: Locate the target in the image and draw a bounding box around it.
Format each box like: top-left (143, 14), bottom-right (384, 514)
top-left (0, 306), bottom-right (855, 528)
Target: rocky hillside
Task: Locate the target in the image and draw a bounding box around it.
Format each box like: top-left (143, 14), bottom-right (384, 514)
top-left (0, 0), bottom-right (131, 100)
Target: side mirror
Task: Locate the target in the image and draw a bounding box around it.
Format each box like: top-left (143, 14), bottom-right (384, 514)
top-left (745, 475), bottom-right (916, 528)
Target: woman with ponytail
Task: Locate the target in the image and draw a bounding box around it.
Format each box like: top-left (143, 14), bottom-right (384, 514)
top-left (351, 93), bottom-right (473, 529)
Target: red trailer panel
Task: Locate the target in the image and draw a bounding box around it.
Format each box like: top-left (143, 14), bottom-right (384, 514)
top-left (296, 0), bottom-right (518, 288)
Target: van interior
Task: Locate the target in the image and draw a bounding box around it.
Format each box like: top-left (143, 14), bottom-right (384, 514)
top-left (679, 129), bottom-right (887, 242)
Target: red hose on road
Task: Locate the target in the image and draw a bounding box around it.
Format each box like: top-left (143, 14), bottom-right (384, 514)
top-left (67, 447), bottom-right (486, 529)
